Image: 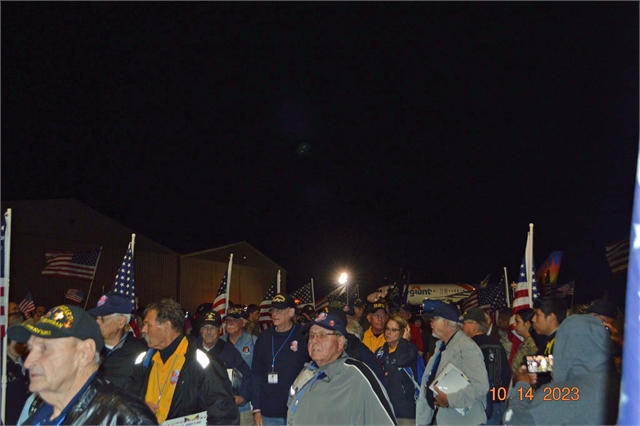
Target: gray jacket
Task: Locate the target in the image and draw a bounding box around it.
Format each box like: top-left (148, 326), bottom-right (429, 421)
top-left (286, 352), bottom-right (397, 425)
top-left (417, 330), bottom-right (489, 425)
top-left (504, 314), bottom-right (620, 425)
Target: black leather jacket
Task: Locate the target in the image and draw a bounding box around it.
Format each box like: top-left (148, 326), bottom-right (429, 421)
top-left (26, 374), bottom-right (158, 425)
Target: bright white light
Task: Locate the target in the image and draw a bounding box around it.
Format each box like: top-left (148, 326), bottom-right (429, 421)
top-left (339, 272), bottom-right (348, 284)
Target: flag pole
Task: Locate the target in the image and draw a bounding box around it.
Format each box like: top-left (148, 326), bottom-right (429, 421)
top-left (504, 266), bottom-right (510, 308)
top-left (311, 278), bottom-right (316, 308)
top-left (1, 209), bottom-right (12, 425)
top-left (526, 223), bottom-right (534, 308)
top-left (277, 270), bottom-right (281, 294)
top-left (225, 254), bottom-right (233, 314)
top-left (84, 247), bottom-right (103, 310)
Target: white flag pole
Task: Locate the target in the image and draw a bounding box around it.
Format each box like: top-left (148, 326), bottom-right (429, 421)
top-left (526, 223), bottom-right (534, 308)
top-left (1, 209), bottom-right (12, 425)
top-left (226, 254), bottom-right (233, 314)
top-left (504, 266), bottom-right (511, 308)
top-left (277, 270), bottom-right (281, 294)
top-left (311, 278), bottom-right (316, 309)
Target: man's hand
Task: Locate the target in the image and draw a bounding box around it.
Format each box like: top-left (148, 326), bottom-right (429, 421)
top-left (253, 412), bottom-right (263, 426)
top-left (514, 365), bottom-right (534, 386)
top-left (433, 385), bottom-right (450, 408)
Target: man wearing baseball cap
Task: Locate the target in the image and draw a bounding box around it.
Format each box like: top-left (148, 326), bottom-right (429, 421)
top-left (8, 304), bottom-right (157, 425)
top-left (363, 301), bottom-right (388, 353)
top-left (251, 293), bottom-right (309, 425)
top-left (416, 303), bottom-right (489, 425)
top-left (197, 309), bottom-right (253, 425)
top-left (87, 293), bottom-right (147, 389)
top-left (286, 309), bottom-right (397, 425)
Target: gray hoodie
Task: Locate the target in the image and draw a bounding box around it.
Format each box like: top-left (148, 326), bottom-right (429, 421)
top-left (504, 314), bottom-right (620, 425)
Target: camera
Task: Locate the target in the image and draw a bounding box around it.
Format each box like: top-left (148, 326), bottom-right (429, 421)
top-left (526, 355), bottom-right (553, 373)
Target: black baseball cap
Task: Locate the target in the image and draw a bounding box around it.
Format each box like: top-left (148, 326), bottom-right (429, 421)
top-left (8, 305), bottom-right (104, 352)
top-left (271, 293), bottom-right (296, 309)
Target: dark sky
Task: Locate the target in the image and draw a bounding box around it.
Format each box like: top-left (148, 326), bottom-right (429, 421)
top-left (2, 3), bottom-right (638, 305)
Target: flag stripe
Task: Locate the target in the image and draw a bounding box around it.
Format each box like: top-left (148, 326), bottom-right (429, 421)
top-left (258, 279), bottom-right (277, 331)
top-left (42, 250), bottom-right (100, 281)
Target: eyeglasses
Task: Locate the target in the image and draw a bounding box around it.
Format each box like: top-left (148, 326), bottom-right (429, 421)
top-left (385, 327), bottom-right (401, 332)
top-left (372, 313), bottom-right (388, 319)
top-left (201, 325), bottom-right (219, 333)
top-left (269, 308), bottom-right (289, 315)
top-left (307, 331), bottom-right (341, 341)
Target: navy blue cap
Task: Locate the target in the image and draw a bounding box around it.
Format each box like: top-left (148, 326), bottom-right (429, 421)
top-left (432, 303), bottom-right (462, 323)
top-left (87, 294), bottom-right (134, 317)
top-left (302, 310), bottom-right (348, 336)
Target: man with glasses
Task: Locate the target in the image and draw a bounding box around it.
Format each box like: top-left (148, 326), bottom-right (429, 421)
top-left (222, 305), bottom-right (258, 370)
top-left (87, 293), bottom-right (147, 389)
top-left (417, 303), bottom-right (489, 425)
top-left (287, 310), bottom-right (397, 425)
top-left (363, 301), bottom-right (388, 353)
top-left (251, 294), bottom-right (309, 425)
top-left (197, 310), bottom-right (253, 425)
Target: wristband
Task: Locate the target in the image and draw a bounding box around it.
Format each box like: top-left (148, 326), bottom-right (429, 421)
top-left (252, 409), bottom-right (261, 414)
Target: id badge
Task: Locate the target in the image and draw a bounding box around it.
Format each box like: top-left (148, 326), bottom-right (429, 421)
top-left (268, 372), bottom-right (279, 384)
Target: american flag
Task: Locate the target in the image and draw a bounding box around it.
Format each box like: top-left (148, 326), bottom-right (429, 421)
top-left (291, 282), bottom-right (313, 305)
top-left (508, 255), bottom-right (539, 362)
top-left (258, 279), bottom-right (277, 331)
top-left (605, 238), bottom-right (629, 275)
top-left (111, 241), bottom-right (139, 337)
top-left (315, 286), bottom-right (357, 311)
top-left (65, 288), bottom-right (86, 303)
top-left (19, 291), bottom-right (35, 318)
top-left (42, 250), bottom-right (101, 281)
top-left (0, 211), bottom-right (10, 338)
top-left (478, 283), bottom-right (508, 312)
top-left (211, 271), bottom-right (229, 321)
top-left (557, 280), bottom-right (575, 296)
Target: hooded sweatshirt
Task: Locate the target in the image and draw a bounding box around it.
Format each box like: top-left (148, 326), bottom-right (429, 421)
top-left (504, 314), bottom-right (620, 425)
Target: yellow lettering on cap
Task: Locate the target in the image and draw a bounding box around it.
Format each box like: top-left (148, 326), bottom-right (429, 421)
top-left (273, 294), bottom-right (286, 303)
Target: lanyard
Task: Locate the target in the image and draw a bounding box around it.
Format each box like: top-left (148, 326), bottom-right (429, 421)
top-left (291, 372), bottom-right (324, 414)
top-left (271, 324), bottom-right (296, 371)
top-left (155, 354), bottom-right (181, 405)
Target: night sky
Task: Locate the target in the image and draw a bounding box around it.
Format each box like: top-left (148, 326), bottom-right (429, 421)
top-left (2, 3), bottom-right (638, 305)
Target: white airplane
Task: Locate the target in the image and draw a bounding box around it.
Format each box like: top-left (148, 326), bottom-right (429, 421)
top-left (367, 283), bottom-right (476, 305)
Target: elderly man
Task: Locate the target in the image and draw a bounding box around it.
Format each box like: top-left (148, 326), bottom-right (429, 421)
top-left (504, 314), bottom-right (620, 424)
top-left (462, 307), bottom-right (511, 425)
top-left (417, 303), bottom-right (489, 425)
top-left (363, 301), bottom-right (388, 353)
top-left (251, 293), bottom-right (309, 425)
top-left (8, 304), bottom-right (157, 425)
top-left (222, 304), bottom-right (258, 371)
top-left (87, 293), bottom-right (147, 389)
top-left (287, 310), bottom-right (397, 425)
top-left (127, 299), bottom-right (239, 425)
top-left (197, 309), bottom-right (253, 425)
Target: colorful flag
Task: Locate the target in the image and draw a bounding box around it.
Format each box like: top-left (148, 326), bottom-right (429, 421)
top-left (18, 291), bottom-right (35, 318)
top-left (478, 283), bottom-right (508, 312)
top-left (508, 232), bottom-right (539, 363)
top-left (1, 210), bottom-right (11, 338)
top-left (258, 279), bottom-right (277, 331)
top-left (65, 288), bottom-right (86, 303)
top-left (292, 282), bottom-right (314, 305)
top-left (110, 240), bottom-right (139, 337)
top-left (605, 238), bottom-right (629, 275)
top-left (42, 250), bottom-right (101, 281)
top-left (536, 251), bottom-right (563, 285)
top-left (212, 272), bottom-right (229, 321)
top-left (557, 280), bottom-right (575, 296)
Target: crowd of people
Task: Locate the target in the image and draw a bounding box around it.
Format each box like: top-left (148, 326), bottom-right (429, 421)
top-left (2, 289), bottom-right (624, 425)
